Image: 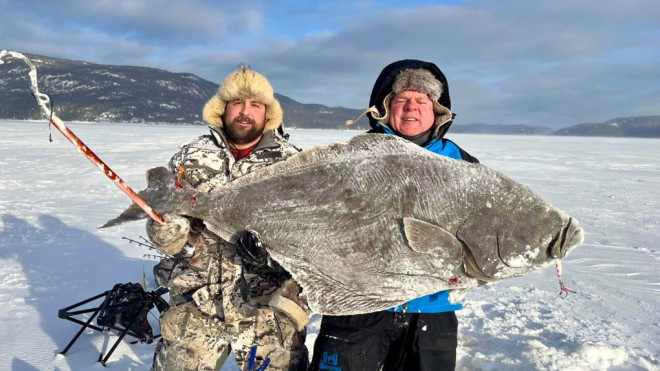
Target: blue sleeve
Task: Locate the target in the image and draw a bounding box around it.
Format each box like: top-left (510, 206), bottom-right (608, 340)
top-left (389, 291), bottom-right (462, 313)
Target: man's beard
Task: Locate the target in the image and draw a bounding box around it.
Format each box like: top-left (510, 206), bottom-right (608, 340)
top-left (224, 115), bottom-right (265, 145)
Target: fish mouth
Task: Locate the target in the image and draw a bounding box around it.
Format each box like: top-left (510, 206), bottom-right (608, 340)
top-left (549, 217), bottom-right (584, 259)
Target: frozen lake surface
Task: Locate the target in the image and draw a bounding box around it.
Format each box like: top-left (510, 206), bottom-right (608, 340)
top-left (0, 121), bottom-right (658, 370)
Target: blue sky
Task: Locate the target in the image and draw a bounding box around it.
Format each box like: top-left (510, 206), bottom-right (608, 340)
top-left (1, 0), bottom-right (659, 128)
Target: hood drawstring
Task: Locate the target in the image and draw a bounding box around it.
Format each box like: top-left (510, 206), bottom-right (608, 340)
top-left (345, 105), bottom-right (384, 126)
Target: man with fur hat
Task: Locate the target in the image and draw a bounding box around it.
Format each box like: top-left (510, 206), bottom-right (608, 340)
top-left (310, 59), bottom-right (478, 371)
top-left (147, 65), bottom-right (308, 371)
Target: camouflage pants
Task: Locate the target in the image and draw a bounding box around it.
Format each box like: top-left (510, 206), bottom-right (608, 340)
top-left (153, 301), bottom-right (228, 371)
top-left (152, 300), bottom-right (308, 371)
top-left (152, 229), bottom-right (308, 370)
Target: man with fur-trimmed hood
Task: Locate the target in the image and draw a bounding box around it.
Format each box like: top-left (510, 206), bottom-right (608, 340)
top-left (147, 66), bottom-right (308, 371)
top-left (310, 59), bottom-right (478, 371)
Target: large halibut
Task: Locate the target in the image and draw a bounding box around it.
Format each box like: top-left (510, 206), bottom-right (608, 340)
top-left (105, 134), bottom-right (583, 315)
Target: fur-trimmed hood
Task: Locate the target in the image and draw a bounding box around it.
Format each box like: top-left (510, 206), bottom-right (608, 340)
top-left (202, 66), bottom-right (283, 132)
top-left (368, 59), bottom-right (455, 139)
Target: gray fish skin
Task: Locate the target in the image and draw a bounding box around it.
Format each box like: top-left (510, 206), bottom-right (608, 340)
top-left (105, 134), bottom-right (583, 315)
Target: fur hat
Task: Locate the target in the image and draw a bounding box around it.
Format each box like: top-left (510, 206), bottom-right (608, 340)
top-left (202, 65), bottom-right (283, 132)
top-left (391, 68), bottom-right (443, 102)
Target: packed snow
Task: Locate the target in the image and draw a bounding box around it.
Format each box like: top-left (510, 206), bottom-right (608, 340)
top-left (0, 120), bottom-right (658, 370)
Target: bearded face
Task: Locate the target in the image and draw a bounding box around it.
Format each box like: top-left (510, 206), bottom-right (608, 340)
top-left (223, 99), bottom-right (267, 147)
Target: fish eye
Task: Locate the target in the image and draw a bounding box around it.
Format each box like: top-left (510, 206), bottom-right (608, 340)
top-left (533, 204), bottom-right (550, 213)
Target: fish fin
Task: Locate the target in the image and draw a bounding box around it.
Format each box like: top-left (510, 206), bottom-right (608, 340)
top-left (100, 202), bottom-right (148, 228)
top-left (403, 217), bottom-right (462, 257)
top-left (223, 133), bottom-right (430, 190)
top-left (448, 288), bottom-right (470, 303)
top-left (268, 250), bottom-right (400, 315)
top-left (100, 166), bottom-right (189, 228)
top-left (146, 166), bottom-right (175, 188)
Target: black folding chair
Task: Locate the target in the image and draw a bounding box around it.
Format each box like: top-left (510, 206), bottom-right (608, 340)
top-left (58, 283), bottom-right (169, 366)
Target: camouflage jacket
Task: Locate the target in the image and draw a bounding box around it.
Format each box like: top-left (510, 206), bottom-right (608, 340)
top-left (168, 127), bottom-right (299, 192)
top-left (157, 127), bottom-right (302, 326)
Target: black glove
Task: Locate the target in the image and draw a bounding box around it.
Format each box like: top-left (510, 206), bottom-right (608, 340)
top-left (235, 230), bottom-right (269, 267)
top-left (236, 230), bottom-right (292, 284)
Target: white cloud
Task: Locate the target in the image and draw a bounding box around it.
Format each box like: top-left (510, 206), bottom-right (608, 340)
top-left (1, 0), bottom-right (659, 127)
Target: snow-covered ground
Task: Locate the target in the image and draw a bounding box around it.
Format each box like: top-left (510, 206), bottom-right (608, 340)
top-left (0, 120), bottom-right (658, 370)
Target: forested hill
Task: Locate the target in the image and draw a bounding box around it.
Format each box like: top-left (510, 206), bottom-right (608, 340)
top-left (0, 53), bottom-right (367, 130)
top-left (551, 116), bottom-right (660, 137)
top-left (450, 117), bottom-right (660, 137)
top-left (1, 53), bottom-right (658, 136)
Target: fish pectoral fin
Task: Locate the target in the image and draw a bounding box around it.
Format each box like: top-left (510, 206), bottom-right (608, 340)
top-left (402, 217), bottom-right (462, 258)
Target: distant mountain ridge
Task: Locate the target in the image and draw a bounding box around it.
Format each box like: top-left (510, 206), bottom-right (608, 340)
top-left (1, 53), bottom-right (658, 137)
top-left (0, 54), bottom-right (217, 124)
top-left (552, 116), bottom-right (660, 137)
top-left (451, 123), bottom-right (553, 135)
top-left (0, 53), bottom-right (369, 130)
top-left (451, 118), bottom-right (660, 137)
top-left (274, 93), bottom-right (367, 130)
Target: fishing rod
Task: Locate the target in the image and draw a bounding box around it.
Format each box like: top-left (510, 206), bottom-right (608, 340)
top-left (0, 50), bottom-right (164, 224)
